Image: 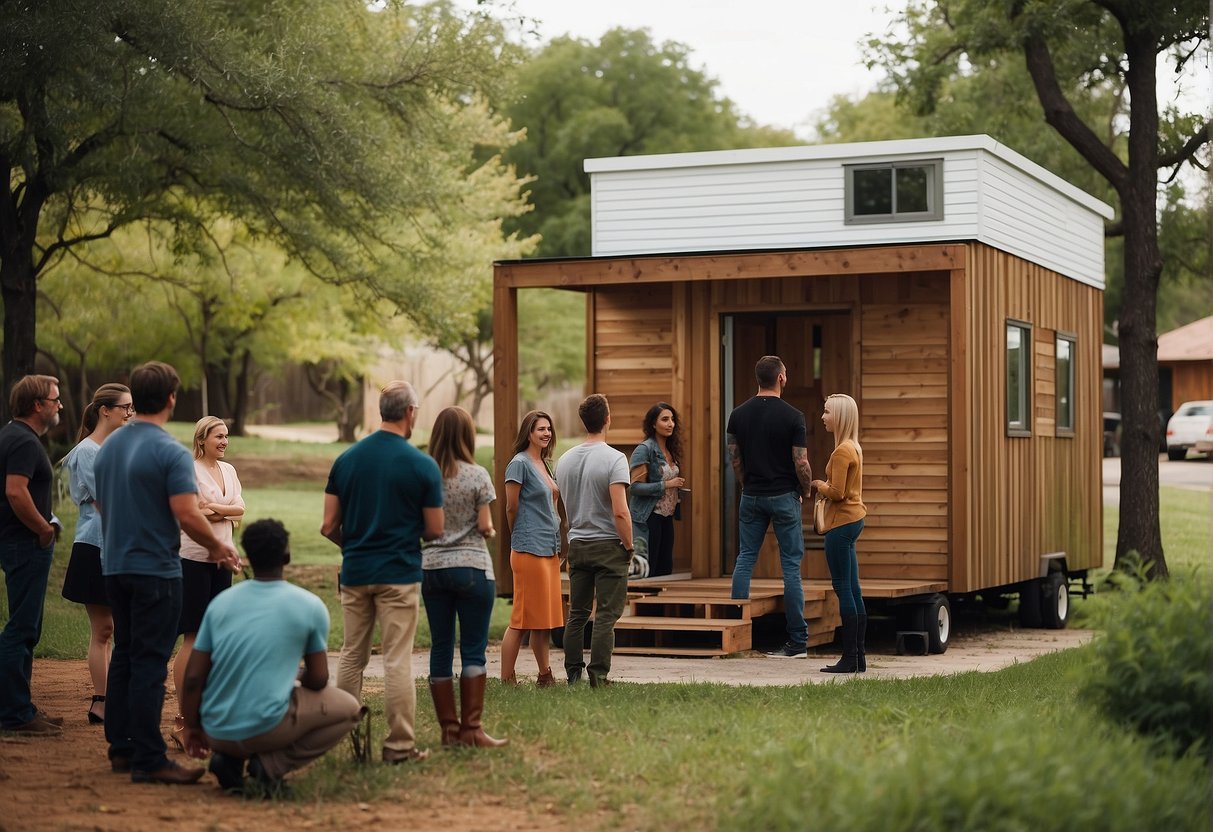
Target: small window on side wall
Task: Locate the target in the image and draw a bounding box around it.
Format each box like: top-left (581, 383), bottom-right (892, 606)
top-left (1007, 321), bottom-right (1032, 436)
top-left (1056, 334), bottom-right (1076, 436)
top-left (845, 159), bottom-right (944, 224)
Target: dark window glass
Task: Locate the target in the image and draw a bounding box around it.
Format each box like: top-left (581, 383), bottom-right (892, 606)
top-left (896, 166), bottom-right (930, 213)
top-left (853, 168), bottom-right (892, 215)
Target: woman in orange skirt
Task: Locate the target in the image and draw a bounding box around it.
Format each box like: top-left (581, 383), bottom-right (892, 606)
top-left (500, 410), bottom-right (563, 686)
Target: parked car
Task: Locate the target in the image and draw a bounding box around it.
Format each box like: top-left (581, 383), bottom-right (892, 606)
top-left (1195, 422), bottom-right (1213, 456)
top-left (1165, 400), bottom-right (1213, 460)
top-left (1103, 412), bottom-right (1121, 457)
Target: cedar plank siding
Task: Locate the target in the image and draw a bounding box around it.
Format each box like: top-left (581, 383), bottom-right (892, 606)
top-left (958, 244), bottom-right (1102, 592)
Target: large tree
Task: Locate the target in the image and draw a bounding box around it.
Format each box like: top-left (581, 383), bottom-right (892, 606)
top-left (500, 27), bottom-right (799, 257)
top-left (0, 0), bottom-right (521, 419)
top-left (867, 0), bottom-right (1210, 578)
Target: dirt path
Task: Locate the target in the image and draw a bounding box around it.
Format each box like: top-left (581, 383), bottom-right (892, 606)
top-left (0, 661), bottom-right (560, 832)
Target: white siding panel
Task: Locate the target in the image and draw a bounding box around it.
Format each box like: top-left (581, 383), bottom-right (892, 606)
top-left (588, 140), bottom-right (1107, 288)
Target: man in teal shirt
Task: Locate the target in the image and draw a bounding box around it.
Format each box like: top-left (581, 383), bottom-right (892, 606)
top-left (322, 381), bottom-right (444, 764)
top-left (179, 519), bottom-right (361, 794)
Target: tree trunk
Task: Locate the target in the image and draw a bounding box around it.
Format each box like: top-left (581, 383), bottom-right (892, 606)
top-left (0, 257), bottom-right (38, 423)
top-left (230, 350), bottom-right (253, 437)
top-left (1111, 29), bottom-right (1168, 578)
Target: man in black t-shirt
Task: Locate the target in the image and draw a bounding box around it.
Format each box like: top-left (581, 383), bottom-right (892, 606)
top-left (726, 356), bottom-right (814, 658)
top-left (0, 375), bottom-right (63, 734)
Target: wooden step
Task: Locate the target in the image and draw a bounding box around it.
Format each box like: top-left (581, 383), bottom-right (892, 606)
top-left (614, 615), bottom-right (752, 655)
top-left (629, 595), bottom-right (778, 620)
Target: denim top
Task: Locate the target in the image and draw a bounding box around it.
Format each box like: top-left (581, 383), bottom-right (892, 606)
top-left (64, 438), bottom-right (103, 548)
top-left (627, 437), bottom-right (668, 524)
top-left (504, 452), bottom-right (560, 556)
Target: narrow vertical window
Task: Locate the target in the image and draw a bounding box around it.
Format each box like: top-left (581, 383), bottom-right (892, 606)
top-left (1007, 321), bottom-right (1032, 436)
top-left (1056, 334), bottom-right (1075, 435)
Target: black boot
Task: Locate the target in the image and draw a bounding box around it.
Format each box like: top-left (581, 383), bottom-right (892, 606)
top-left (820, 614), bottom-right (859, 673)
top-left (856, 613), bottom-right (867, 673)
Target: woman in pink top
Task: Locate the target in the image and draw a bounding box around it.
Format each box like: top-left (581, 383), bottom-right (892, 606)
top-left (170, 416), bottom-right (244, 748)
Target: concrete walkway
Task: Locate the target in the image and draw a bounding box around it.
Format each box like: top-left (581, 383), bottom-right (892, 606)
top-left (328, 626), bottom-right (1093, 688)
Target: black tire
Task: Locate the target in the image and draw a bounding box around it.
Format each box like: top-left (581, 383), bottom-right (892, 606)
top-left (1167, 447), bottom-right (1186, 461)
top-left (1017, 578), bottom-right (1043, 628)
top-left (920, 594), bottom-right (951, 654)
top-left (1039, 571), bottom-right (1070, 629)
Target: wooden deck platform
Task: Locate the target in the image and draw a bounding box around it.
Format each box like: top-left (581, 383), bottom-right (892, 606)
top-left (562, 575), bottom-right (949, 657)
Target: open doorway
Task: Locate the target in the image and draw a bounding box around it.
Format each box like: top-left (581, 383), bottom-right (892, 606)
top-left (720, 311), bottom-right (853, 575)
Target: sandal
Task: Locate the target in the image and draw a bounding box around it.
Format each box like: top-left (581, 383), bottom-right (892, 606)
top-left (168, 714), bottom-right (185, 751)
top-left (87, 695), bottom-right (105, 725)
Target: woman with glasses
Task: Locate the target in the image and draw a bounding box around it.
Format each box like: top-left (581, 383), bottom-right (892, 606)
top-left (61, 383), bottom-right (133, 724)
top-left (170, 416), bottom-right (244, 748)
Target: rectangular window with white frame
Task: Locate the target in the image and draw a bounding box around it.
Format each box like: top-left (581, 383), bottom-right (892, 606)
top-left (1007, 320), bottom-right (1032, 436)
top-left (845, 159), bottom-right (944, 224)
top-left (1056, 333), bottom-right (1076, 436)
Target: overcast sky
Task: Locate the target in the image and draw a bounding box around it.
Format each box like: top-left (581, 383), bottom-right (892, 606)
top-left (471, 0), bottom-right (1210, 146)
top-left (483, 0), bottom-right (897, 138)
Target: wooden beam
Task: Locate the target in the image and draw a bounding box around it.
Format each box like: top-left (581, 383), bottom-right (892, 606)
top-left (495, 245), bottom-right (965, 289)
top-left (948, 264), bottom-right (968, 592)
top-left (492, 277), bottom-right (519, 594)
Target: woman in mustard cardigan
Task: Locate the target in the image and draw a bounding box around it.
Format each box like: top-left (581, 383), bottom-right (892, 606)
top-left (811, 393), bottom-right (867, 673)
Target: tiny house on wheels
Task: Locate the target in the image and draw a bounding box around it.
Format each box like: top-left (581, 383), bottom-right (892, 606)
top-left (492, 135), bottom-right (1113, 657)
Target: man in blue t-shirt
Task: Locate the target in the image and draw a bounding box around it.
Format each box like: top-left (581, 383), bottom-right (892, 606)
top-left (726, 355), bottom-right (814, 658)
top-left (322, 381), bottom-right (443, 764)
top-left (180, 519), bottom-right (361, 794)
top-left (94, 362), bottom-right (240, 785)
top-left (0, 375), bottom-right (63, 735)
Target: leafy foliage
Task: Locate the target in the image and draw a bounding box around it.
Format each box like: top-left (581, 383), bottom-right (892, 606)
top-left (499, 27), bottom-right (800, 257)
top-left (1082, 571), bottom-right (1212, 759)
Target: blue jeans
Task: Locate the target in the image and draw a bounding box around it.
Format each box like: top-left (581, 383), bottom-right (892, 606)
top-left (0, 539), bottom-right (54, 727)
top-left (105, 574), bottom-right (182, 771)
top-left (422, 567), bottom-right (496, 677)
top-left (824, 519), bottom-right (866, 615)
top-left (731, 492), bottom-right (808, 647)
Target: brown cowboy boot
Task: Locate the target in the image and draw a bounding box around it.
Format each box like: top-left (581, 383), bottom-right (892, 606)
top-left (429, 678), bottom-right (460, 747)
top-left (457, 673), bottom-right (508, 748)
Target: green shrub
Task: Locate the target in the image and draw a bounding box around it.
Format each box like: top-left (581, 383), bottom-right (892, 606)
top-left (1082, 572), bottom-right (1212, 758)
top-left (722, 710), bottom-right (1211, 832)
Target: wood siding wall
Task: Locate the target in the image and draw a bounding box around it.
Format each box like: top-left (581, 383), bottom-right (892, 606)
top-left (1163, 361), bottom-right (1213, 409)
top-left (954, 244), bottom-right (1103, 592)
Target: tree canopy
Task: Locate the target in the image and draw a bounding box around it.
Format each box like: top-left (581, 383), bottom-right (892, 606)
top-left (0, 0), bottom-right (528, 418)
top-left (499, 27), bottom-right (799, 257)
top-left (865, 0), bottom-right (1210, 577)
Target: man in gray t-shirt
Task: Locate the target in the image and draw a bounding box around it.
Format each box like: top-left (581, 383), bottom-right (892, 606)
top-left (554, 394), bottom-right (633, 687)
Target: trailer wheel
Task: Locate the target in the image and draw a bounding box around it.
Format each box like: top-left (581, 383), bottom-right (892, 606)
top-left (1017, 579), bottom-right (1043, 628)
top-left (1039, 572), bottom-right (1069, 629)
top-left (920, 594), bottom-right (951, 654)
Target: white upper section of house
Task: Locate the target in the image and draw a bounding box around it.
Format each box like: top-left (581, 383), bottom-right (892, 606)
top-left (585, 135), bottom-right (1115, 288)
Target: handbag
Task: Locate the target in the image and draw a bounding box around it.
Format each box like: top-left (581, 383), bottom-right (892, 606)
top-left (812, 495), bottom-right (827, 536)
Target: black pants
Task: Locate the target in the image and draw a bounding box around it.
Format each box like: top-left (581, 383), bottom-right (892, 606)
top-left (646, 512), bottom-right (675, 577)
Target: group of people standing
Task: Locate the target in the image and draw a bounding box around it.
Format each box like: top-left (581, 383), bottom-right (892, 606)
top-left (0, 351), bottom-right (868, 793)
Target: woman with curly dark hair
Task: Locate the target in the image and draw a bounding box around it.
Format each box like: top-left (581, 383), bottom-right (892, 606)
top-left (627, 402), bottom-right (686, 578)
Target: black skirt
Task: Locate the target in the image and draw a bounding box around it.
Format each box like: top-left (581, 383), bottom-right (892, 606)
top-left (62, 542), bottom-right (109, 606)
top-left (178, 558), bottom-right (233, 635)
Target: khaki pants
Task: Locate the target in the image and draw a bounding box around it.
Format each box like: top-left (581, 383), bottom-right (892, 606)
top-left (336, 582), bottom-right (420, 757)
top-left (207, 685), bottom-right (362, 779)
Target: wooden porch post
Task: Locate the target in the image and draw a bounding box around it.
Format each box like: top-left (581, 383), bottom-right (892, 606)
top-left (493, 276), bottom-right (519, 594)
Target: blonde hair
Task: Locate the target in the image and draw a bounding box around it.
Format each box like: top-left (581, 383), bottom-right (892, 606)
top-left (192, 416), bottom-right (228, 459)
top-left (429, 406), bottom-right (477, 480)
top-left (825, 393), bottom-right (861, 455)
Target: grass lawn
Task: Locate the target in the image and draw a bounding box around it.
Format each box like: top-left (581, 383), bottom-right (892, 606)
top-left (9, 429), bottom-right (1210, 830)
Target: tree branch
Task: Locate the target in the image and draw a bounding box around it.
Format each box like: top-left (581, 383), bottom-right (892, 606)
top-left (1157, 119), bottom-right (1211, 169)
top-left (1020, 34), bottom-right (1128, 191)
